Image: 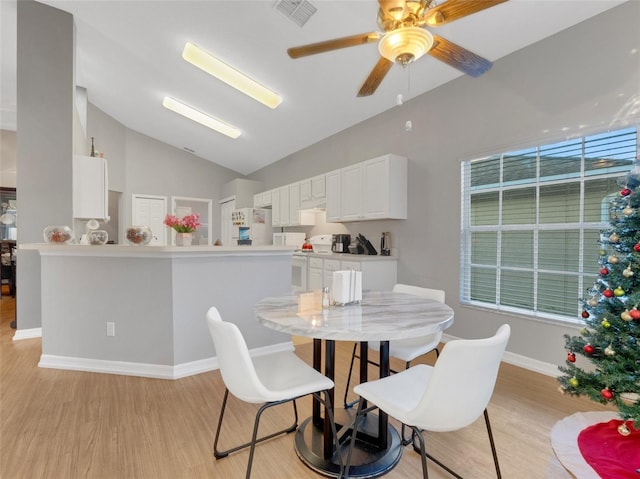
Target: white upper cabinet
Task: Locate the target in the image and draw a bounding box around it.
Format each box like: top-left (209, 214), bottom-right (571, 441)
top-left (301, 174), bottom-right (326, 209)
top-left (73, 155), bottom-right (108, 220)
top-left (326, 154), bottom-right (407, 222)
top-left (271, 188), bottom-right (281, 226)
top-left (255, 154), bottom-right (406, 226)
top-left (325, 169), bottom-right (341, 222)
top-left (311, 174), bottom-right (326, 203)
top-left (289, 182), bottom-right (301, 226)
top-left (278, 185), bottom-right (290, 226)
top-left (253, 190), bottom-right (272, 208)
top-left (362, 154), bottom-right (407, 219)
top-left (300, 178), bottom-right (312, 206)
top-left (340, 163), bottom-right (364, 221)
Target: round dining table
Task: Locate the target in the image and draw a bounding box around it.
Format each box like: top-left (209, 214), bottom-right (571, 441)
top-left (255, 289), bottom-right (454, 478)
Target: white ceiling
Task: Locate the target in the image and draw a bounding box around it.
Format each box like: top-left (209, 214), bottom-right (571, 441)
top-left (0, 0), bottom-right (628, 175)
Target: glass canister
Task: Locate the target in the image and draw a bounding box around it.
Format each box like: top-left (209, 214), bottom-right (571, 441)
top-left (43, 225), bottom-right (74, 244)
top-left (126, 226), bottom-right (152, 245)
top-left (87, 230), bottom-right (108, 245)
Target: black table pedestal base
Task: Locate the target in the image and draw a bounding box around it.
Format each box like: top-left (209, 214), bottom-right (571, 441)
top-left (294, 412), bottom-right (402, 478)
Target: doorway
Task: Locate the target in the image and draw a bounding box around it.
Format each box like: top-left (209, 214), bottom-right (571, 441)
top-left (132, 194), bottom-right (167, 245)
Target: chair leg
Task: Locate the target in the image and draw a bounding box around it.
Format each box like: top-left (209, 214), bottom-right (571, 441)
top-left (411, 426), bottom-right (429, 479)
top-left (213, 388), bottom-right (298, 466)
top-left (400, 359), bottom-right (412, 446)
top-left (343, 343), bottom-right (359, 408)
top-left (484, 409), bottom-right (502, 479)
top-left (315, 389), bottom-right (344, 478)
top-left (345, 397), bottom-right (365, 476)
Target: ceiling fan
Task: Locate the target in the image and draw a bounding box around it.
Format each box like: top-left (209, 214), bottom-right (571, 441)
top-left (287, 0), bottom-right (508, 97)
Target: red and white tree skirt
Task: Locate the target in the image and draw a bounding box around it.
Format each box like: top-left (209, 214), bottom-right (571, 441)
top-left (551, 411), bottom-right (640, 478)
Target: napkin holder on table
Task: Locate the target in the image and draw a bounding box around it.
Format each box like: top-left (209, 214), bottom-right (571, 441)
top-left (332, 270), bottom-right (362, 305)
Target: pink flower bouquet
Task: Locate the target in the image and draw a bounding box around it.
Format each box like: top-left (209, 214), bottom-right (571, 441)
top-left (164, 213), bottom-right (201, 233)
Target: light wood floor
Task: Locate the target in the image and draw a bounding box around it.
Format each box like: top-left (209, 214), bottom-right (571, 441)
top-left (0, 290), bottom-right (610, 478)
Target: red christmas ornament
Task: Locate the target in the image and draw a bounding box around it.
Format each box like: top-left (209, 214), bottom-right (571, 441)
top-left (634, 243), bottom-right (640, 252)
top-left (581, 310), bottom-right (589, 318)
top-left (583, 344), bottom-right (595, 354)
top-left (567, 352), bottom-right (576, 363)
top-left (603, 289), bottom-right (614, 298)
top-left (621, 188), bottom-right (631, 197)
top-left (601, 388), bottom-right (614, 400)
top-left (630, 308), bottom-right (640, 320)
top-left (600, 267), bottom-right (609, 275)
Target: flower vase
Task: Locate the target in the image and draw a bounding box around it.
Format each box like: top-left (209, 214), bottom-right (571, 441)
top-left (176, 233), bottom-right (193, 246)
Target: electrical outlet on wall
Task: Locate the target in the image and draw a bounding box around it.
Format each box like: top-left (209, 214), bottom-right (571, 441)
top-left (106, 322), bottom-right (115, 337)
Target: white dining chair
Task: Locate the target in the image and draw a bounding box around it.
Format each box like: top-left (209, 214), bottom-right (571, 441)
top-left (343, 284), bottom-right (445, 413)
top-left (345, 324), bottom-right (511, 479)
top-left (206, 307), bottom-right (343, 479)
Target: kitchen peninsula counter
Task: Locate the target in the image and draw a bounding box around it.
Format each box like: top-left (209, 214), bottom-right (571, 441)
top-left (22, 244), bottom-right (295, 379)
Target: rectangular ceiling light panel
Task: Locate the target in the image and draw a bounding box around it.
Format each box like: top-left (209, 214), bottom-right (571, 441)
top-left (182, 42), bottom-right (283, 109)
top-left (162, 96), bottom-right (240, 139)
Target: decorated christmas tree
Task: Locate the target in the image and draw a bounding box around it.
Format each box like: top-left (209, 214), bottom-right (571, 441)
top-left (558, 166), bottom-right (640, 436)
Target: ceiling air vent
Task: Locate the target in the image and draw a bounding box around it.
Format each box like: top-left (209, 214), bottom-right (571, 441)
top-left (275, 0), bottom-right (317, 27)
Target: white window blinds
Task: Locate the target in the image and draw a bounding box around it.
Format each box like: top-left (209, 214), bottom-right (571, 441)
top-left (460, 127), bottom-right (638, 323)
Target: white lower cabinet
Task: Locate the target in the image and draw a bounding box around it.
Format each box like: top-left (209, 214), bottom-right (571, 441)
top-left (308, 257), bottom-right (324, 290)
top-left (303, 255), bottom-right (397, 292)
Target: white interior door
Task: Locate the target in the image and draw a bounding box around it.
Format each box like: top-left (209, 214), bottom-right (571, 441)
top-left (220, 197), bottom-right (235, 247)
top-left (132, 194), bottom-right (167, 245)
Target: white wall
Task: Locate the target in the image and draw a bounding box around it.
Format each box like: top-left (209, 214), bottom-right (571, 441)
top-left (248, 2), bottom-right (640, 369)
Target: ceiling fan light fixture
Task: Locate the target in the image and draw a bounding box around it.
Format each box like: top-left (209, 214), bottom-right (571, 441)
top-left (162, 96), bottom-right (241, 139)
top-left (378, 26), bottom-right (433, 65)
top-left (182, 42), bottom-right (283, 109)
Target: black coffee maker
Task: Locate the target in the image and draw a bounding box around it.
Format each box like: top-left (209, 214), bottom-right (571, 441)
top-left (332, 234), bottom-right (351, 253)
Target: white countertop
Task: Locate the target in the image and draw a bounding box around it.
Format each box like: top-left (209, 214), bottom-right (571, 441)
top-left (20, 243), bottom-right (296, 258)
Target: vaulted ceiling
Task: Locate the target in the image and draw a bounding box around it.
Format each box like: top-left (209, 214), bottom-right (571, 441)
top-left (0, 1), bottom-right (627, 174)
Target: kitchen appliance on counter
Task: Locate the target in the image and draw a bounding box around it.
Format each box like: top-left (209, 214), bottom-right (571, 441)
top-left (309, 234), bottom-right (332, 254)
top-left (350, 233), bottom-right (377, 255)
top-left (332, 234), bottom-right (351, 253)
top-left (231, 208), bottom-right (272, 245)
top-left (380, 232), bottom-right (390, 256)
top-left (273, 232), bottom-right (306, 248)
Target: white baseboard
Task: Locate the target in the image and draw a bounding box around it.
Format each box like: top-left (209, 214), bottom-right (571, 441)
top-left (13, 327), bottom-right (42, 341)
top-left (441, 333), bottom-right (559, 378)
top-left (501, 350), bottom-right (560, 377)
top-left (38, 341), bottom-right (295, 380)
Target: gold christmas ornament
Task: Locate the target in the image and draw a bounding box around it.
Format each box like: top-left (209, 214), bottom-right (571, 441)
top-left (621, 310), bottom-right (633, 321)
top-left (623, 266), bottom-right (634, 278)
top-left (588, 297), bottom-right (599, 307)
top-left (617, 423), bottom-right (631, 436)
top-left (608, 254), bottom-right (619, 264)
top-left (623, 206), bottom-right (634, 216)
top-left (609, 233), bottom-right (620, 243)
top-left (604, 345), bottom-right (616, 356)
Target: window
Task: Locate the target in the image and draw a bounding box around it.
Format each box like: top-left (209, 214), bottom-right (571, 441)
top-left (460, 127), bottom-right (638, 323)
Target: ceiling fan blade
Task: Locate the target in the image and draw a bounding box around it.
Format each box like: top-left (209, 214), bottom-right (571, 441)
top-left (425, 0), bottom-right (508, 26)
top-left (428, 34), bottom-right (492, 77)
top-left (287, 32), bottom-right (381, 59)
top-left (357, 57), bottom-right (394, 97)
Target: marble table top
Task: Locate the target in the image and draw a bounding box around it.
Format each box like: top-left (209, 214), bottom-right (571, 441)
top-left (255, 290), bottom-right (454, 342)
